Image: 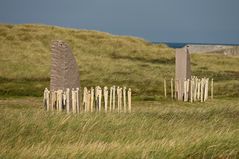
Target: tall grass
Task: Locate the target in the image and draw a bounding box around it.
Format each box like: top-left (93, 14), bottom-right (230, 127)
top-left (0, 24), bottom-right (239, 158)
top-left (0, 24), bottom-right (238, 98)
top-left (0, 98), bottom-right (238, 158)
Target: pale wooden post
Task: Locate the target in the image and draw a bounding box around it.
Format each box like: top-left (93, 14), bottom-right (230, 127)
top-left (84, 90), bottom-right (88, 112)
top-left (204, 78), bottom-right (209, 102)
top-left (63, 91), bottom-right (66, 109)
top-left (72, 89), bottom-right (76, 113)
top-left (95, 86), bottom-right (99, 111)
top-left (46, 89), bottom-right (50, 111)
top-left (98, 87), bottom-right (102, 112)
top-left (90, 87), bottom-right (94, 112)
top-left (179, 80), bottom-right (182, 100)
top-left (119, 88), bottom-right (122, 112)
top-left (76, 88), bottom-right (80, 113)
top-left (58, 90), bottom-right (63, 112)
top-left (194, 78), bottom-right (197, 101)
top-left (113, 86), bottom-right (116, 111)
top-left (197, 79), bottom-right (201, 100)
top-left (123, 87), bottom-right (127, 112)
top-left (128, 88), bottom-right (132, 112)
top-left (174, 80), bottom-right (177, 99)
top-left (177, 80), bottom-right (180, 100)
top-left (183, 79), bottom-right (187, 102)
top-left (55, 91), bottom-right (59, 111)
top-left (109, 87), bottom-right (113, 112)
top-left (171, 78), bottom-right (174, 99)
top-left (66, 88), bottom-right (70, 113)
top-left (83, 87), bottom-right (88, 112)
top-left (200, 79), bottom-right (204, 102)
top-left (104, 86), bottom-right (108, 112)
top-left (211, 78), bottom-right (214, 99)
top-left (206, 78), bottom-right (209, 100)
top-left (50, 91), bottom-right (55, 110)
top-left (186, 79), bottom-right (190, 102)
top-left (43, 88), bottom-right (47, 109)
top-left (87, 90), bottom-right (91, 112)
top-left (117, 87), bottom-right (120, 112)
top-left (44, 88), bottom-right (50, 111)
top-left (190, 79), bottom-right (193, 103)
top-left (164, 79), bottom-right (167, 98)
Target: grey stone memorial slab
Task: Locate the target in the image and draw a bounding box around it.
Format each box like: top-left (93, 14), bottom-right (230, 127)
top-left (50, 40), bottom-right (80, 91)
top-left (175, 46), bottom-right (191, 100)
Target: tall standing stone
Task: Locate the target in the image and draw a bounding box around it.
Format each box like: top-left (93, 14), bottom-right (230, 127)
top-left (175, 46), bottom-right (191, 100)
top-left (50, 40), bottom-right (80, 111)
top-left (50, 40), bottom-right (80, 91)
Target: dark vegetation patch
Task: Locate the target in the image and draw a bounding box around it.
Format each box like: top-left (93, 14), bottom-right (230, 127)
top-left (0, 77), bottom-right (49, 82)
top-left (194, 70), bottom-right (239, 81)
top-left (111, 53), bottom-right (175, 65)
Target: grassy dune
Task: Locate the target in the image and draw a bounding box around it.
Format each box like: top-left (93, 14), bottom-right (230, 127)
top-left (0, 98), bottom-right (239, 158)
top-left (0, 24), bottom-right (238, 98)
top-left (0, 24), bottom-right (239, 158)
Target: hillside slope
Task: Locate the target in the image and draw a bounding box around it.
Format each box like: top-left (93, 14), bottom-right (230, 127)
top-left (0, 24), bottom-right (238, 98)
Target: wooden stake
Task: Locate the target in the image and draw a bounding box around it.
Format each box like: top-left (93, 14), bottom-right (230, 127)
top-left (104, 86), bottom-right (108, 112)
top-left (87, 90), bottom-right (91, 112)
top-left (46, 90), bottom-right (50, 111)
top-left (164, 79), bottom-right (167, 98)
top-left (112, 86), bottom-right (116, 111)
top-left (197, 79), bottom-right (201, 100)
top-left (72, 89), bottom-right (76, 113)
top-left (83, 87), bottom-right (87, 111)
top-left (50, 91), bottom-right (55, 110)
top-left (119, 88), bottom-right (122, 112)
top-left (76, 88), bottom-right (80, 113)
top-left (123, 87), bottom-right (127, 112)
top-left (98, 87), bottom-right (102, 112)
top-left (186, 79), bottom-right (190, 102)
top-left (204, 78), bottom-right (209, 102)
top-left (178, 80), bottom-right (182, 101)
top-left (211, 78), bottom-right (214, 99)
top-left (194, 78), bottom-right (197, 101)
top-left (43, 88), bottom-right (47, 109)
top-left (66, 88), bottom-right (70, 113)
top-left (109, 87), bottom-right (113, 112)
top-left (171, 78), bottom-right (174, 99)
top-left (200, 79), bottom-right (204, 102)
top-left (190, 79), bottom-right (193, 103)
top-left (63, 91), bottom-right (66, 109)
top-left (90, 87), bottom-right (94, 112)
top-left (117, 87), bottom-right (120, 112)
top-left (183, 79), bottom-right (187, 102)
top-left (58, 90), bottom-right (63, 112)
top-left (128, 88), bottom-right (132, 112)
top-left (175, 80), bottom-right (178, 99)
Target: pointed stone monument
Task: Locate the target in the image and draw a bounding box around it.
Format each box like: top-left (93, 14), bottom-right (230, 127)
top-left (175, 45), bottom-right (191, 100)
top-left (50, 40), bottom-right (80, 91)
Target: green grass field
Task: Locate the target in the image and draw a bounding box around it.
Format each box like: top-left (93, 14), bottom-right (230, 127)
top-left (0, 24), bottom-right (239, 158)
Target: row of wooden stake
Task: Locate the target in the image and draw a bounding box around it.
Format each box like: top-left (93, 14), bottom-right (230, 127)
top-left (164, 77), bottom-right (214, 102)
top-left (82, 86), bottom-right (131, 113)
top-left (43, 86), bottom-right (132, 113)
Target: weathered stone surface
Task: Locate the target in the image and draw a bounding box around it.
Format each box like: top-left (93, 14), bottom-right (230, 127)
top-left (175, 46), bottom-right (191, 100)
top-left (50, 40), bottom-right (80, 91)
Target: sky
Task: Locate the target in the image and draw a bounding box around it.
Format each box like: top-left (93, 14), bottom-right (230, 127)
top-left (0, 0), bottom-right (239, 44)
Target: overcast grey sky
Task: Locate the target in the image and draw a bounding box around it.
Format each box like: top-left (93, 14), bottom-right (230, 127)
top-left (0, 0), bottom-right (239, 44)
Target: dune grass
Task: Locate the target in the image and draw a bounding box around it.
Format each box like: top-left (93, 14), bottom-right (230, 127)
top-left (0, 97), bottom-right (239, 158)
top-left (0, 24), bottom-right (239, 158)
top-left (0, 24), bottom-right (238, 98)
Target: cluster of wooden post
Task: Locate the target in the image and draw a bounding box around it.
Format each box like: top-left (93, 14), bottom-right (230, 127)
top-left (82, 86), bottom-right (131, 113)
top-left (43, 86), bottom-right (132, 113)
top-left (164, 77), bottom-right (214, 102)
top-left (43, 88), bottom-right (80, 113)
